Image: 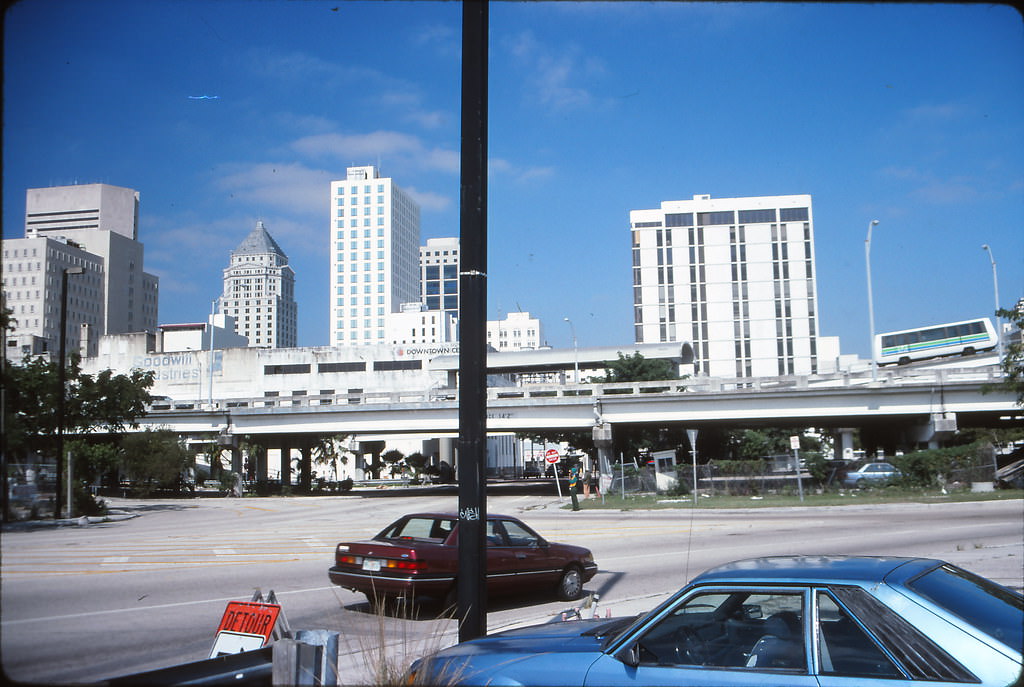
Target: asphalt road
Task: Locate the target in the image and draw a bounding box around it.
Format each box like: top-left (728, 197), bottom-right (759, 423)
top-left (2, 490), bottom-right (1021, 685)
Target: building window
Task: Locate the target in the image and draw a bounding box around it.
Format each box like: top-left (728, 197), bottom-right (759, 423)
top-left (738, 209), bottom-right (777, 223)
top-left (780, 207), bottom-right (809, 222)
top-left (697, 210), bottom-right (735, 226)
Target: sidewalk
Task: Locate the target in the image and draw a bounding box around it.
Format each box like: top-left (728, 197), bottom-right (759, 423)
top-left (1, 508), bottom-right (138, 531)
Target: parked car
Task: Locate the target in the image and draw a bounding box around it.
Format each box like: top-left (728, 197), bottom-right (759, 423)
top-left (328, 512), bottom-right (597, 607)
top-left (409, 555), bottom-right (1023, 686)
top-left (842, 461), bottom-right (901, 488)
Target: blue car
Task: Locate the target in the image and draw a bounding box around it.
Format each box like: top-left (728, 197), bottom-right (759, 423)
top-left (409, 556), bottom-right (1023, 686)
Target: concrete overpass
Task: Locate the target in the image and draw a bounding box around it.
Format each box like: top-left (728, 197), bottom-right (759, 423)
top-left (139, 363), bottom-right (1018, 450)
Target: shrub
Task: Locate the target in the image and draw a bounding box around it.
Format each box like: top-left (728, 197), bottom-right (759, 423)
top-left (891, 444), bottom-right (988, 488)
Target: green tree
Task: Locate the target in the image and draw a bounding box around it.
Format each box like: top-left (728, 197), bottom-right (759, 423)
top-left (593, 352), bottom-right (682, 383)
top-left (120, 429), bottom-right (191, 495)
top-left (987, 306), bottom-right (1024, 406)
top-left (3, 352), bottom-right (154, 462)
top-left (381, 449), bottom-right (406, 477)
top-left (312, 434), bottom-right (351, 483)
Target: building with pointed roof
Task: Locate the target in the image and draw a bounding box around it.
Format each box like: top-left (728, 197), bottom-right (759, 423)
top-left (218, 220), bottom-right (297, 348)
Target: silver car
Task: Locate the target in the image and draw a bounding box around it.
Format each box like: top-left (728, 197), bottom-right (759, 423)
top-left (842, 461), bottom-right (901, 488)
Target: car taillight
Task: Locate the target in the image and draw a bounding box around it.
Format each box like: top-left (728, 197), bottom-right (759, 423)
top-left (337, 554), bottom-right (360, 565)
top-left (386, 559), bottom-right (426, 571)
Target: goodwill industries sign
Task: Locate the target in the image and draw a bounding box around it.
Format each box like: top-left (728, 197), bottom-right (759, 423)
top-left (131, 351), bottom-right (223, 381)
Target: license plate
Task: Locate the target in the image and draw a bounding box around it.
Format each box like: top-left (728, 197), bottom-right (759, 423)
top-left (362, 558), bottom-right (381, 572)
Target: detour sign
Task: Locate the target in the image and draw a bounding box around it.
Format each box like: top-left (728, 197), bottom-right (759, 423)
top-left (210, 601), bottom-right (281, 657)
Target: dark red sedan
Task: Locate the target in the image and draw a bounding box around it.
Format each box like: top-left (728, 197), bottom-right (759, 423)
top-left (328, 512), bottom-right (597, 607)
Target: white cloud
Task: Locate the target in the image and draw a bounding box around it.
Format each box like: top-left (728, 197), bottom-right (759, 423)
top-left (878, 166), bottom-right (981, 204)
top-left (503, 30), bottom-right (605, 111)
top-left (404, 186), bottom-right (451, 212)
top-left (902, 102), bottom-right (970, 122)
top-left (490, 157), bottom-right (555, 183)
top-left (291, 131), bottom-right (459, 174)
top-left (215, 162), bottom-right (332, 217)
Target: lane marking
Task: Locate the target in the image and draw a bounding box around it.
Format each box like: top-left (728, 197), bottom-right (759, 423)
top-left (1, 584), bottom-right (338, 626)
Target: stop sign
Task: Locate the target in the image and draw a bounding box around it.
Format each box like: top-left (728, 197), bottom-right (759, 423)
top-left (544, 448), bottom-right (560, 464)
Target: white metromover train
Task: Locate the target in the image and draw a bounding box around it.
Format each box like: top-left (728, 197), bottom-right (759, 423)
top-left (875, 317), bottom-right (998, 366)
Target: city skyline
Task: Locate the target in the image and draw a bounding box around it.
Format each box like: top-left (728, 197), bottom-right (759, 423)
top-left (4, 1), bottom-right (1022, 358)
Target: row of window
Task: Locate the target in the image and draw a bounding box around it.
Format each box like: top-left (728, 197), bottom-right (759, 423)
top-left (424, 264), bottom-right (459, 279)
top-left (337, 183), bottom-right (386, 195)
top-left (639, 207), bottom-right (810, 229)
top-left (335, 330), bottom-right (386, 341)
top-left (337, 218), bottom-right (385, 228)
top-left (336, 194), bottom-right (385, 205)
top-left (336, 206), bottom-right (385, 217)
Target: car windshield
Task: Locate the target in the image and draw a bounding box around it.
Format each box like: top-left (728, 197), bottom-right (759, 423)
top-left (377, 516), bottom-right (455, 542)
top-left (906, 563), bottom-right (1024, 650)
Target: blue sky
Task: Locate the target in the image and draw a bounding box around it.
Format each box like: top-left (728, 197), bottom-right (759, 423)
top-left (4, 0), bottom-right (1022, 358)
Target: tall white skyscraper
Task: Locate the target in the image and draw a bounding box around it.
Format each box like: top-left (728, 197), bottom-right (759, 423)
top-left (630, 193), bottom-right (820, 378)
top-left (330, 166), bottom-right (421, 346)
top-left (2, 183), bottom-right (158, 356)
top-left (219, 220), bottom-right (297, 348)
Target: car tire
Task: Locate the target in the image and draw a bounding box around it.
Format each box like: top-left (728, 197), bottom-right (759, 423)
top-left (555, 565), bottom-right (584, 601)
top-left (856, 478), bottom-right (866, 488)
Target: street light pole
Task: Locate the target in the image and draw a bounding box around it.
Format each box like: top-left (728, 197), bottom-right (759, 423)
top-left (55, 266), bottom-right (85, 520)
top-left (981, 244), bottom-right (1003, 362)
top-left (865, 220), bottom-right (880, 381)
top-left (563, 317), bottom-right (579, 382)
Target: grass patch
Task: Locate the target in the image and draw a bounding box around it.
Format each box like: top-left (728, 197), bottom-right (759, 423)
top-left (570, 488), bottom-right (1024, 510)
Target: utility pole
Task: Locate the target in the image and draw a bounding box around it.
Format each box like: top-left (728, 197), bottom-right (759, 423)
top-left (55, 266), bottom-right (85, 520)
top-left (457, 0), bottom-right (489, 643)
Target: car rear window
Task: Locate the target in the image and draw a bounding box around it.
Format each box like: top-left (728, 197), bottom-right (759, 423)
top-left (906, 563), bottom-right (1024, 651)
top-left (379, 517), bottom-right (454, 542)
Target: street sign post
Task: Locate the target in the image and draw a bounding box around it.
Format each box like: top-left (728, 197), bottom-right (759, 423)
top-left (545, 448), bottom-right (562, 499)
top-left (686, 429), bottom-right (699, 505)
top-left (790, 435), bottom-right (805, 502)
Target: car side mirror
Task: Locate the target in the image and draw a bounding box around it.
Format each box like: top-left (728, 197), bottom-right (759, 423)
top-left (615, 642), bottom-right (640, 668)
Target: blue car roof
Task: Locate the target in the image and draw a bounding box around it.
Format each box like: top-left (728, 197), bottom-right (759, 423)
top-left (691, 555), bottom-right (941, 586)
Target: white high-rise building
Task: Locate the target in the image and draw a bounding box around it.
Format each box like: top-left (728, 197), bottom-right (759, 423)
top-left (385, 301), bottom-right (457, 345)
top-left (2, 235), bottom-right (105, 356)
top-left (420, 237), bottom-right (460, 322)
top-left (330, 166), bottom-right (421, 347)
top-left (486, 311), bottom-right (543, 351)
top-left (219, 221), bottom-right (297, 348)
top-left (2, 183), bottom-right (158, 357)
top-left (630, 193), bottom-right (821, 378)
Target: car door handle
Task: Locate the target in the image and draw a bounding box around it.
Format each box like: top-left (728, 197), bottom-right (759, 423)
top-left (515, 553), bottom-right (526, 559)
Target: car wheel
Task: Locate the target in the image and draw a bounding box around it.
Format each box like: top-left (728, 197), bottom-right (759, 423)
top-left (856, 478), bottom-right (866, 488)
top-left (556, 565), bottom-right (584, 601)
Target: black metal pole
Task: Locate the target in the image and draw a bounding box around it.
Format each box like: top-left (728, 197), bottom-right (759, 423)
top-left (54, 266), bottom-right (84, 520)
top-left (54, 269), bottom-right (70, 520)
top-left (457, 0), bottom-right (488, 643)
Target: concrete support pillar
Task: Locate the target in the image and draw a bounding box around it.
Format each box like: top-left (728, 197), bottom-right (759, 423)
top-left (359, 441), bottom-right (385, 480)
top-left (280, 439), bottom-right (292, 487)
top-left (256, 445), bottom-right (268, 482)
top-left (299, 444), bottom-right (312, 491)
top-left (439, 437), bottom-right (456, 482)
top-left (592, 423), bottom-right (614, 491)
top-left (230, 446), bottom-right (243, 475)
top-left (833, 428), bottom-right (856, 463)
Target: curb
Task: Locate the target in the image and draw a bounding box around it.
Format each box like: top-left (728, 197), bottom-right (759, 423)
top-left (1, 510), bottom-right (138, 531)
